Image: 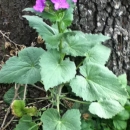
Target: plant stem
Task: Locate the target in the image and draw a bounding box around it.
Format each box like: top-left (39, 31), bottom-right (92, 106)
top-left (63, 97), bottom-right (90, 105)
top-left (76, 58), bottom-right (85, 70)
top-left (23, 84), bottom-right (27, 101)
top-left (57, 21), bottom-right (66, 61)
top-left (56, 85), bottom-right (63, 113)
top-left (57, 21), bottom-right (62, 51)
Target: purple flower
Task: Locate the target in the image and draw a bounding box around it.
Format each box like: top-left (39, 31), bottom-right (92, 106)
top-left (33, 0), bottom-right (46, 12)
top-left (51, 0), bottom-right (69, 10)
top-left (72, 0), bottom-right (77, 2)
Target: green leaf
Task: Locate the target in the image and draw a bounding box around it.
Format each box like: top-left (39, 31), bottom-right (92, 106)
top-left (23, 15), bottom-right (62, 48)
top-left (126, 85), bottom-right (130, 96)
top-left (89, 99), bottom-right (124, 119)
top-left (85, 33), bottom-right (110, 48)
top-left (81, 120), bottom-right (94, 130)
top-left (24, 106), bottom-right (37, 116)
top-left (23, 7), bottom-right (68, 24)
top-left (60, 7), bottom-right (74, 30)
top-left (41, 10), bottom-right (59, 22)
top-left (113, 120), bottom-right (127, 130)
top-left (11, 100), bottom-right (26, 117)
top-left (23, 7), bottom-right (59, 22)
top-left (104, 128), bottom-right (111, 130)
top-left (0, 47), bottom-right (44, 84)
top-left (113, 109), bottom-right (130, 120)
top-left (62, 32), bottom-right (110, 57)
top-left (23, 7), bottom-right (42, 16)
top-left (118, 74), bottom-right (127, 88)
top-left (40, 50), bottom-right (76, 90)
top-left (41, 108), bottom-right (81, 130)
top-left (70, 63), bottom-right (127, 102)
top-left (11, 100), bottom-right (37, 117)
top-left (84, 43), bottom-right (111, 65)
top-left (62, 32), bottom-right (89, 56)
top-left (14, 115), bottom-right (38, 130)
top-left (3, 86), bottom-right (24, 104)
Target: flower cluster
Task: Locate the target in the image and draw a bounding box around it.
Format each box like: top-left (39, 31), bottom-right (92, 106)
top-left (33, 0), bottom-right (77, 12)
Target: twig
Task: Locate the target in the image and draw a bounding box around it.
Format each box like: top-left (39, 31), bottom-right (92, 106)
top-left (0, 101), bottom-right (3, 104)
top-left (28, 98), bottom-right (49, 105)
top-left (42, 103), bottom-right (51, 109)
top-left (1, 116), bottom-right (15, 130)
top-left (32, 84), bottom-right (45, 92)
top-left (0, 84), bottom-right (20, 129)
top-left (23, 84), bottom-right (27, 101)
top-left (0, 30), bottom-right (17, 46)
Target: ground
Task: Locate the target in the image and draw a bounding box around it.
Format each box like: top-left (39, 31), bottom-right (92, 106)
top-left (0, 0), bottom-right (43, 128)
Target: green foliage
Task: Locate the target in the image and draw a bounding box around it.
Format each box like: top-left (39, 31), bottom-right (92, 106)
top-left (40, 50), bottom-right (76, 90)
top-left (0, 47), bottom-right (44, 84)
top-left (113, 110), bottom-right (130, 130)
top-left (23, 15), bottom-right (62, 49)
top-left (41, 108), bottom-right (81, 130)
top-left (70, 63), bottom-right (127, 102)
top-left (84, 43), bottom-right (111, 65)
top-left (11, 100), bottom-right (26, 117)
top-left (81, 120), bottom-right (94, 130)
top-left (60, 5), bottom-right (74, 30)
top-left (62, 32), bottom-right (89, 56)
top-left (11, 100), bottom-right (37, 117)
top-left (113, 120), bottom-right (127, 130)
top-left (14, 115), bottom-right (38, 130)
top-left (4, 86), bottom-right (24, 104)
top-left (89, 99), bottom-right (124, 119)
top-left (23, 5), bottom-right (74, 29)
top-left (84, 33), bottom-right (110, 47)
top-left (118, 74), bottom-right (127, 88)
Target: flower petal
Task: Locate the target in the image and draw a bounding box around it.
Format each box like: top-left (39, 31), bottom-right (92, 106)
top-left (51, 0), bottom-right (69, 10)
top-left (33, 0), bottom-right (46, 12)
top-left (72, 0), bottom-right (77, 2)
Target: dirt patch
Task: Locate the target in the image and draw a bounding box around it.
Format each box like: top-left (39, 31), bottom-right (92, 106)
top-left (0, 0), bottom-right (36, 46)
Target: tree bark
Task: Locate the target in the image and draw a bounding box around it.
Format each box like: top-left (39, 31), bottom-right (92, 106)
top-left (73, 0), bottom-right (130, 78)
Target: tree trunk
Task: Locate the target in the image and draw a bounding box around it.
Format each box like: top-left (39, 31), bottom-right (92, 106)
top-left (73, 0), bottom-right (130, 79)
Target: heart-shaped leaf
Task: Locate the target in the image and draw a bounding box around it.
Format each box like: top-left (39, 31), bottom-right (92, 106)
top-left (84, 43), bottom-right (111, 65)
top-left (62, 32), bottom-right (89, 56)
top-left (14, 115), bottom-right (38, 130)
top-left (40, 50), bottom-right (76, 90)
top-left (4, 86), bottom-right (24, 104)
top-left (70, 63), bottom-right (127, 102)
top-left (41, 108), bottom-right (81, 130)
top-left (0, 47), bottom-right (44, 84)
top-left (89, 99), bottom-right (124, 119)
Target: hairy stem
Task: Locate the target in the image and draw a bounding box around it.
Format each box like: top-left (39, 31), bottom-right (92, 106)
top-left (63, 97), bottom-right (90, 105)
top-left (57, 22), bottom-right (62, 52)
top-left (56, 85), bottom-right (63, 113)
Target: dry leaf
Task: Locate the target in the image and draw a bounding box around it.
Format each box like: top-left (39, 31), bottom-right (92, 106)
top-left (10, 50), bottom-right (16, 56)
top-left (5, 42), bottom-right (11, 49)
top-left (37, 35), bottom-right (44, 44)
top-left (82, 113), bottom-right (90, 120)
